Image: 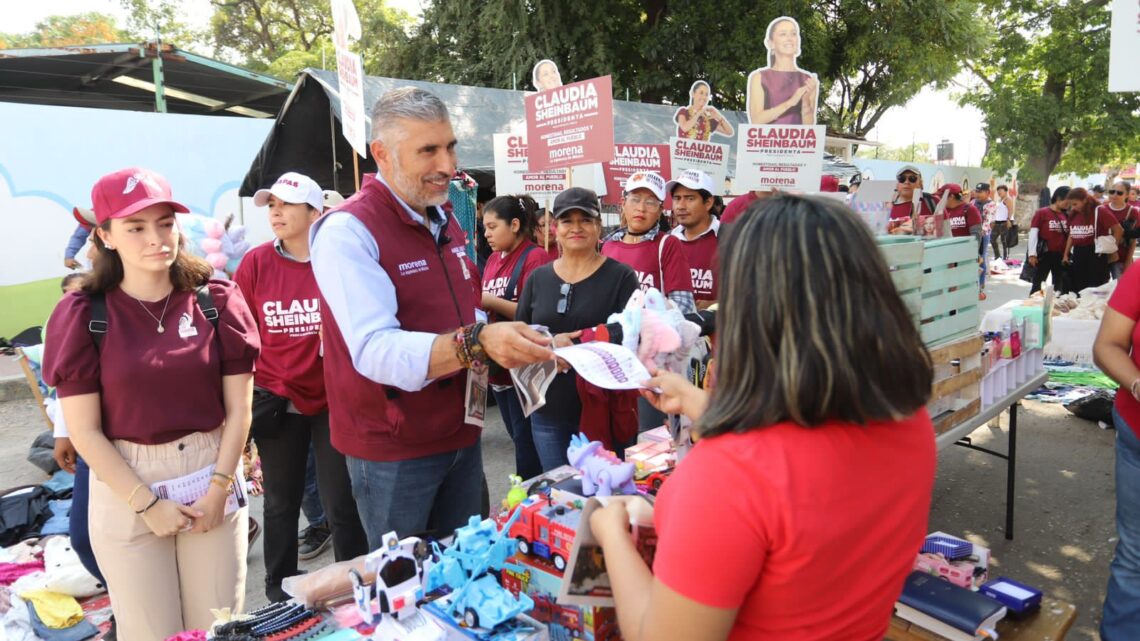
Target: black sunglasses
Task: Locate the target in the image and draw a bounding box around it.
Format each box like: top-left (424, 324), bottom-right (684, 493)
top-left (1109, 189), bottom-right (1126, 196)
top-left (897, 175), bottom-right (919, 184)
top-left (557, 283), bottom-right (573, 315)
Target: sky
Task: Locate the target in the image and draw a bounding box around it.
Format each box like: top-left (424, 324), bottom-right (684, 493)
top-left (8, 1), bottom-right (987, 167)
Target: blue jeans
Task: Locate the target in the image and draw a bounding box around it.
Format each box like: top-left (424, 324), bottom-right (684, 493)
top-left (980, 233), bottom-right (990, 289)
top-left (493, 388), bottom-right (542, 480)
top-left (300, 444), bottom-right (326, 527)
top-left (346, 441), bottom-right (483, 548)
top-left (70, 458), bottom-right (105, 585)
top-left (1103, 408), bottom-right (1140, 640)
top-left (530, 410), bottom-right (580, 472)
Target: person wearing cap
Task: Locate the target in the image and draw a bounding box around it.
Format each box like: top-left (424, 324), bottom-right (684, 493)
top-left (602, 171), bottom-right (695, 313)
top-left (480, 194), bottom-right (554, 480)
top-left (308, 87), bottom-right (554, 545)
top-left (42, 167), bottom-right (260, 639)
top-left (63, 207), bottom-right (97, 270)
top-left (516, 187), bottom-right (640, 470)
top-left (1093, 184), bottom-right (1107, 203)
top-left (236, 172), bottom-right (367, 601)
top-left (669, 169), bottom-right (721, 310)
top-left (972, 182), bottom-right (997, 297)
top-left (887, 166), bottom-right (936, 235)
top-left (990, 184), bottom-right (1015, 261)
top-left (1028, 185), bottom-right (1071, 294)
top-left (937, 183), bottom-right (983, 240)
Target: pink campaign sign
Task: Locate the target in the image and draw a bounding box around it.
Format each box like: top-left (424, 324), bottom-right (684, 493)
top-left (601, 144), bottom-right (672, 205)
top-left (525, 75), bottom-right (615, 172)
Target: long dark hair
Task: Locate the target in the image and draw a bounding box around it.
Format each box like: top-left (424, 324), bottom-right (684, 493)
top-left (1066, 187), bottom-right (1099, 223)
top-left (83, 217), bottom-right (213, 294)
top-left (484, 194), bottom-right (538, 240)
top-left (699, 195), bottom-right (932, 436)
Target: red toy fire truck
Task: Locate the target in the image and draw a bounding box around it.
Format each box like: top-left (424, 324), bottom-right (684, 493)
top-left (501, 495), bottom-right (582, 573)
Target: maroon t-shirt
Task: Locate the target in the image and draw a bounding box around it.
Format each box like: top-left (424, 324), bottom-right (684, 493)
top-left (721, 192), bottom-right (759, 225)
top-left (234, 243), bottom-right (326, 415)
top-left (481, 239), bottom-right (554, 322)
top-left (945, 203), bottom-right (982, 237)
top-left (601, 233), bottom-right (693, 296)
top-left (1031, 207), bottom-right (1068, 253)
top-left (44, 280), bottom-right (260, 445)
top-left (1071, 208), bottom-right (1118, 247)
top-left (672, 226), bottom-right (719, 301)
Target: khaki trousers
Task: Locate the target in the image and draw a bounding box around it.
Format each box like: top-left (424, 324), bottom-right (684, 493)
top-left (88, 428), bottom-right (247, 641)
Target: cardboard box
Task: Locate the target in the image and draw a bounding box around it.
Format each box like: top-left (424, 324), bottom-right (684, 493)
top-left (501, 557), bottom-right (621, 641)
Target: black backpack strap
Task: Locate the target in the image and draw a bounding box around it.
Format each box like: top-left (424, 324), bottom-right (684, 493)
top-left (88, 292), bottom-right (108, 351)
top-left (195, 284), bottom-right (219, 329)
top-left (504, 245), bottom-right (538, 303)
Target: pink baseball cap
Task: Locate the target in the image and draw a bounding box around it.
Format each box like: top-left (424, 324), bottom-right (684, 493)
top-left (91, 168), bottom-right (189, 225)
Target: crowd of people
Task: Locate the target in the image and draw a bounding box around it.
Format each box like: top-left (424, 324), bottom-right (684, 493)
top-left (886, 165), bottom-right (1140, 299)
top-left (34, 83), bottom-right (1140, 641)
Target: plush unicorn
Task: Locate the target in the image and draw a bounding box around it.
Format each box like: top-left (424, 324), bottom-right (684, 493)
top-left (607, 288), bottom-right (702, 373)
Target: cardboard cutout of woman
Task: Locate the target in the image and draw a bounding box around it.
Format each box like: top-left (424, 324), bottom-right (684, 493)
top-left (674, 81), bottom-right (734, 141)
top-left (746, 16), bottom-right (819, 125)
top-left (533, 59), bottom-right (563, 92)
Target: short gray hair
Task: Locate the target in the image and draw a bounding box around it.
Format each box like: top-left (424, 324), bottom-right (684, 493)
top-left (370, 87), bottom-right (450, 144)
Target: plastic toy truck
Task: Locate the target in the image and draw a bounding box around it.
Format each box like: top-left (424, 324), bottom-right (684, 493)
top-left (425, 512), bottom-right (535, 631)
top-left (502, 495), bottom-right (581, 573)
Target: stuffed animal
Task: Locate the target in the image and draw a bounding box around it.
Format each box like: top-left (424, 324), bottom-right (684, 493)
top-left (607, 288), bottom-right (702, 373)
top-left (178, 213), bottom-right (251, 279)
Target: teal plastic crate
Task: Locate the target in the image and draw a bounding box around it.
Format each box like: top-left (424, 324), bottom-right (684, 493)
top-left (876, 236), bottom-right (924, 319)
top-left (919, 237), bottom-right (981, 347)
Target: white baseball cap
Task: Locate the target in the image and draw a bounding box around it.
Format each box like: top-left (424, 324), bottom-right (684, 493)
top-left (253, 172), bottom-right (324, 210)
top-left (666, 169), bottom-right (716, 196)
top-left (623, 171), bottom-right (666, 201)
top-left (323, 190), bottom-right (345, 210)
top-left (895, 165), bottom-right (923, 180)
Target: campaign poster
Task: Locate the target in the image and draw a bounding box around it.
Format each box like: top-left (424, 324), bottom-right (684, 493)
top-left (331, 0), bottom-right (367, 157)
top-left (733, 125), bottom-right (826, 192)
top-left (525, 75), bottom-right (615, 172)
top-left (674, 80), bottom-right (735, 140)
top-left (532, 59), bottom-right (564, 92)
top-left (669, 137), bottom-right (730, 195)
top-left (601, 144), bottom-right (671, 205)
top-left (745, 16), bottom-right (820, 125)
top-left (493, 134), bottom-right (606, 199)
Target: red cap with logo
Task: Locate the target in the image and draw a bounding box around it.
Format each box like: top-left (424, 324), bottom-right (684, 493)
top-left (937, 183), bottom-right (963, 197)
top-left (91, 167), bottom-right (189, 226)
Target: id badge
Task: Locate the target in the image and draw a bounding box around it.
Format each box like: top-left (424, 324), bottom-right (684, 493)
top-left (464, 362), bottom-right (488, 428)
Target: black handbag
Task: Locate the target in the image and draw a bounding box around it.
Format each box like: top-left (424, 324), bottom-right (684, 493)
top-left (1019, 257), bottom-right (1037, 283)
top-left (1005, 223), bottom-right (1020, 248)
top-left (252, 388), bottom-right (288, 424)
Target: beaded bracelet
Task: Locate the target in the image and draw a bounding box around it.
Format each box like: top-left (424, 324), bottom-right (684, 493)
top-left (454, 322), bottom-right (489, 369)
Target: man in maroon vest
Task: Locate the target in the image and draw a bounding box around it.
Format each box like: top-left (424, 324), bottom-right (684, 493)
top-left (309, 87), bottom-right (554, 546)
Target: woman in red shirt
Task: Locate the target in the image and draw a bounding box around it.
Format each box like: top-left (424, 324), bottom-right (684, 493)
top-left (1093, 266), bottom-right (1140, 639)
top-left (1028, 185), bottom-right (1071, 294)
top-left (43, 168), bottom-right (260, 639)
top-left (482, 195), bottom-right (554, 479)
top-left (1063, 187), bottom-right (1123, 293)
top-left (592, 195), bottom-right (936, 641)
top-left (1102, 181), bottom-right (1138, 277)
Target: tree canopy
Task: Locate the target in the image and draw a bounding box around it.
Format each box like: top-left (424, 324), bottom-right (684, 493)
top-left (0, 13), bottom-right (125, 49)
top-left (961, 0), bottom-right (1140, 191)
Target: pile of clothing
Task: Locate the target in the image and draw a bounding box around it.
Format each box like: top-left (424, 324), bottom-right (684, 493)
top-left (0, 475), bottom-right (108, 641)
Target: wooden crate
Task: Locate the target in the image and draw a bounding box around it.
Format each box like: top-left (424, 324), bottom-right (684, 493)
top-left (876, 236), bottom-right (924, 319)
top-left (919, 237), bottom-right (981, 348)
top-left (927, 334), bottom-right (983, 434)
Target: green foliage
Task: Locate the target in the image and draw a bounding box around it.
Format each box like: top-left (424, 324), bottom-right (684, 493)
top-left (856, 142), bottom-right (934, 163)
top-left (207, 0), bottom-right (411, 76)
top-left (388, 0), bottom-right (985, 137)
top-left (0, 12), bottom-right (126, 49)
top-left (961, 0), bottom-right (1140, 187)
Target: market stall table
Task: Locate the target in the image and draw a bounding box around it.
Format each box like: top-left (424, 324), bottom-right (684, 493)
top-left (937, 371), bottom-right (1049, 541)
top-left (981, 299), bottom-right (1099, 365)
top-left (887, 596), bottom-right (1077, 641)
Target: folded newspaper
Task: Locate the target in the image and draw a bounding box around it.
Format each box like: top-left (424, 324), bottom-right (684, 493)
top-left (558, 495), bottom-right (657, 607)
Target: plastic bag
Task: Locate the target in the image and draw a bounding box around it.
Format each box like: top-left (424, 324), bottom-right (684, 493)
top-left (1064, 390), bottom-right (1115, 424)
top-left (281, 556), bottom-right (370, 609)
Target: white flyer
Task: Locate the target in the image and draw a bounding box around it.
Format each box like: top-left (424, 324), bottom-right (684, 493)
top-left (553, 342), bottom-right (652, 391)
top-left (150, 464), bottom-right (247, 516)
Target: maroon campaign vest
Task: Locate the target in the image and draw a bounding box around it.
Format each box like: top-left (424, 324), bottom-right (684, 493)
top-left (320, 175), bottom-right (479, 461)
